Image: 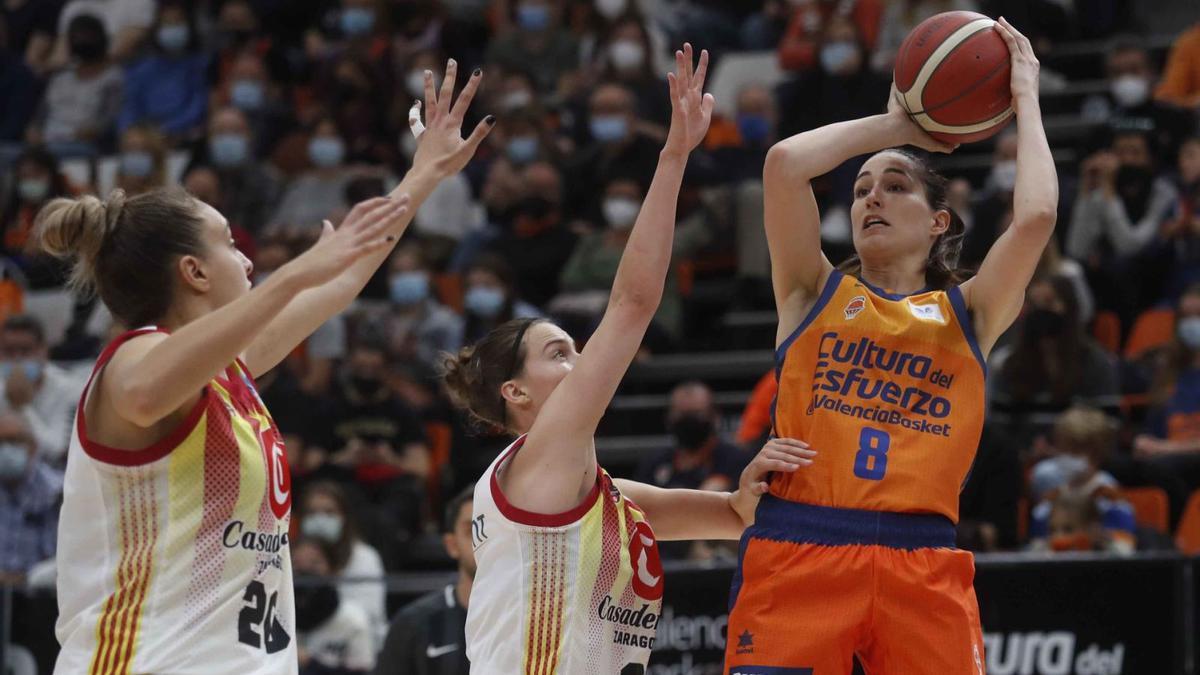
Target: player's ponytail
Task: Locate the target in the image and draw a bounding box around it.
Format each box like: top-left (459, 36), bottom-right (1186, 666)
top-left (442, 318), bottom-right (547, 433)
top-left (35, 187), bottom-right (205, 328)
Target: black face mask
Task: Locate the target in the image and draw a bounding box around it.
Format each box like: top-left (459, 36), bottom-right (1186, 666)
top-left (351, 375), bottom-right (383, 397)
top-left (70, 37), bottom-right (106, 62)
top-left (1025, 308), bottom-right (1066, 339)
top-left (294, 580), bottom-right (339, 631)
top-left (670, 413), bottom-right (714, 450)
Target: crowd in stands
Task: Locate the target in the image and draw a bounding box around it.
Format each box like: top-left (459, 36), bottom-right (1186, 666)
top-left (1, 0), bottom-right (1199, 671)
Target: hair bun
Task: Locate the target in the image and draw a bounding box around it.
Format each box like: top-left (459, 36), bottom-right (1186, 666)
top-left (34, 189), bottom-right (126, 289)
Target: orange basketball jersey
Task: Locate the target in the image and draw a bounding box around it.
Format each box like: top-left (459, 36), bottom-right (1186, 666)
top-left (772, 269), bottom-right (986, 521)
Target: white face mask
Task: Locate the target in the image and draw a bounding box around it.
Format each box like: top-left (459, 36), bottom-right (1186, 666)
top-left (609, 40), bottom-right (644, 71)
top-left (595, 0), bottom-right (628, 20)
top-left (1110, 74), bottom-right (1150, 108)
top-left (602, 197), bottom-right (640, 230)
top-left (301, 512), bottom-right (344, 543)
top-left (0, 442), bottom-right (28, 481)
top-left (1054, 454), bottom-right (1090, 484)
top-left (500, 89), bottom-right (533, 111)
top-left (1179, 316), bottom-right (1200, 349)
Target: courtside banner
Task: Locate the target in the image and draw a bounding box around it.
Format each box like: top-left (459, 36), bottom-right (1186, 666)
top-left (2, 555), bottom-right (1195, 674)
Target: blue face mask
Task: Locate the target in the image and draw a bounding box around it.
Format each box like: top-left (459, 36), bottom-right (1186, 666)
top-left (308, 137), bottom-right (345, 168)
top-left (157, 24), bottom-right (190, 53)
top-left (0, 360), bottom-right (41, 382)
top-left (230, 79), bottom-right (265, 111)
top-left (506, 136), bottom-right (539, 164)
top-left (589, 115), bottom-right (627, 143)
top-left (0, 443), bottom-right (27, 481)
top-left (516, 4), bottom-right (550, 31)
top-left (120, 152), bottom-right (154, 178)
top-left (819, 41), bottom-right (858, 74)
top-left (465, 286), bottom-right (507, 318)
top-left (210, 133), bottom-right (249, 167)
top-left (389, 272), bottom-right (429, 305)
top-left (340, 8), bottom-right (375, 36)
top-left (1179, 316), bottom-right (1200, 349)
top-left (736, 113), bottom-right (770, 144)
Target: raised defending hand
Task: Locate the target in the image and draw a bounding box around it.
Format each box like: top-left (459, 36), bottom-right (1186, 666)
top-left (662, 43), bottom-right (715, 159)
top-left (409, 58), bottom-right (495, 178)
top-left (286, 196), bottom-right (410, 289)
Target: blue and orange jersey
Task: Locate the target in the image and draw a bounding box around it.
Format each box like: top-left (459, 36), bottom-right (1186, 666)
top-left (771, 269), bottom-right (986, 522)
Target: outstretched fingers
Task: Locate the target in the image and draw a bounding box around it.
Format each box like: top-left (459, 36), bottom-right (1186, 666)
top-left (693, 48), bottom-right (709, 93)
top-left (438, 59), bottom-right (458, 118)
top-left (423, 70), bottom-right (439, 125)
top-left (451, 67), bottom-right (483, 121)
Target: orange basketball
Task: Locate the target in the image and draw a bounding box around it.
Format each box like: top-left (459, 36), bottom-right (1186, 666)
top-left (893, 11), bottom-right (1013, 144)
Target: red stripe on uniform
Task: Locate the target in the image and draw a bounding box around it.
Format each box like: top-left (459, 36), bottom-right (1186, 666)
top-left (92, 475), bottom-right (135, 674)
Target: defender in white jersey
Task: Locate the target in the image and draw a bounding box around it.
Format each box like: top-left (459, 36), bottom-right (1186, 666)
top-left (440, 46), bottom-right (816, 674)
top-left (37, 62), bottom-right (492, 673)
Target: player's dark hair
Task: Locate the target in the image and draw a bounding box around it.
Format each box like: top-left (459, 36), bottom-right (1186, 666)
top-left (839, 148), bottom-right (967, 290)
top-left (442, 318), bottom-right (549, 433)
top-left (1001, 275), bottom-right (1085, 405)
top-left (35, 187), bottom-right (207, 329)
top-left (442, 483), bottom-right (475, 534)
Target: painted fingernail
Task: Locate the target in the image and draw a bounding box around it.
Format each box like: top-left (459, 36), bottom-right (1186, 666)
top-left (448, 58), bottom-right (456, 67)
top-left (485, 115), bottom-right (496, 126)
top-left (424, 70), bottom-right (432, 78)
top-left (473, 67), bottom-right (482, 76)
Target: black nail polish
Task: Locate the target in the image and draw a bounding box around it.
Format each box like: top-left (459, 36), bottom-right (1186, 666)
top-left (473, 68), bottom-right (482, 76)
top-left (485, 115), bottom-right (496, 126)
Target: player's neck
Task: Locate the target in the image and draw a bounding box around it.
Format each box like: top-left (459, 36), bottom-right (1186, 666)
top-left (456, 571), bottom-right (472, 608)
top-left (858, 257), bottom-right (927, 296)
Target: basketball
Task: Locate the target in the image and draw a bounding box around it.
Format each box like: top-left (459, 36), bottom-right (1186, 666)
top-left (893, 11), bottom-right (1014, 144)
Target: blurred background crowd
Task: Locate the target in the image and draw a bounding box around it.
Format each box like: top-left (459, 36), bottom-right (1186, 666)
top-left (1, 0), bottom-right (1199, 671)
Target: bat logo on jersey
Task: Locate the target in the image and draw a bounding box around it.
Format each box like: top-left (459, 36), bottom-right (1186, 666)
top-left (907, 300), bottom-right (946, 323)
top-left (259, 424), bottom-right (292, 520)
top-left (844, 296), bottom-right (867, 320)
top-left (629, 521), bottom-right (663, 600)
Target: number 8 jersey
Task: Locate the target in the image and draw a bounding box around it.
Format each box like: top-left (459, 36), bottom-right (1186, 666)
top-left (772, 270), bottom-right (986, 521)
top-left (55, 328), bottom-right (296, 675)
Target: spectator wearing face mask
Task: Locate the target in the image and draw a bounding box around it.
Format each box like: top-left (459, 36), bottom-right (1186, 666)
top-left (196, 106), bottom-right (282, 234)
top-left (379, 242), bottom-right (463, 365)
top-left (297, 482), bottom-right (388, 646)
top-left (485, 0), bottom-right (579, 95)
top-left (989, 276), bottom-right (1119, 439)
top-left (1155, 22), bottom-right (1200, 108)
top-left (1067, 131), bottom-right (1179, 326)
top-left (114, 123), bottom-right (168, 196)
top-left (117, 1), bottom-right (209, 140)
top-left (1081, 38), bottom-right (1194, 165)
top-left (292, 537), bottom-right (376, 674)
top-left (269, 117), bottom-right (356, 231)
top-left (564, 82), bottom-right (661, 220)
top-left (316, 52), bottom-right (395, 167)
top-left (215, 51), bottom-right (294, 158)
top-left (0, 316), bottom-right (85, 466)
top-left (0, 147), bottom-right (75, 287)
top-left (475, 161), bottom-right (578, 307)
top-left (29, 14), bottom-right (122, 157)
top-left (53, 0), bottom-right (153, 66)
top-left (589, 15), bottom-right (670, 132)
top-left (634, 381), bottom-right (750, 559)
top-left (1134, 284), bottom-right (1200, 490)
top-left (776, 0), bottom-right (881, 72)
top-left (0, 411), bottom-right (60, 586)
top-left (553, 176), bottom-right (685, 349)
top-left (461, 254), bottom-right (542, 343)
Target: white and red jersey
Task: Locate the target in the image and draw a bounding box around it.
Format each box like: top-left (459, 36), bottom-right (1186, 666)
top-left (55, 328), bottom-right (297, 675)
top-left (466, 436), bottom-right (664, 674)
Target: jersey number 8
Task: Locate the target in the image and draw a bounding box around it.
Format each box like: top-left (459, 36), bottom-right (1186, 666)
top-left (853, 427), bottom-right (890, 481)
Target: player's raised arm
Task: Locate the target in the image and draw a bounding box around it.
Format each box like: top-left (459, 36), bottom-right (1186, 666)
top-left (764, 87), bottom-right (956, 344)
top-left (503, 45), bottom-right (714, 514)
top-left (959, 17), bottom-right (1058, 355)
top-left (242, 60), bottom-right (493, 377)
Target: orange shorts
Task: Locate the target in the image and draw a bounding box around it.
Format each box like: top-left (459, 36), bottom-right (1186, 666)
top-left (725, 496), bottom-right (985, 675)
